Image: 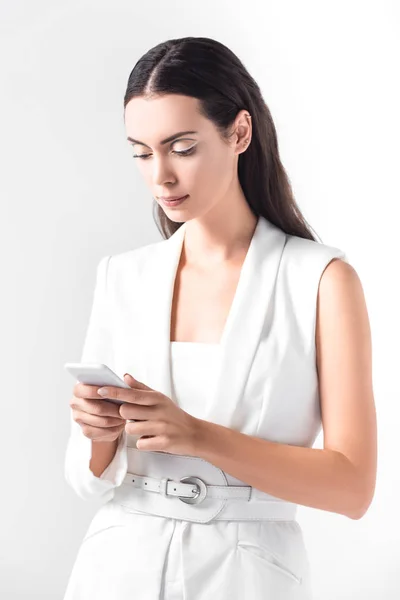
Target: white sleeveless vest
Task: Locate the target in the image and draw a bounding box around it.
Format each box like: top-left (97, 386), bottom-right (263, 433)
top-left (65, 215), bottom-right (347, 506)
top-left (63, 215), bottom-right (348, 599)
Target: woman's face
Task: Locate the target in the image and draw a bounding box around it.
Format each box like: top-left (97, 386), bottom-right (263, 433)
top-left (124, 94), bottom-right (239, 222)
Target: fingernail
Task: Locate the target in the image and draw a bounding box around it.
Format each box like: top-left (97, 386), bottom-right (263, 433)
top-left (97, 387), bottom-right (110, 396)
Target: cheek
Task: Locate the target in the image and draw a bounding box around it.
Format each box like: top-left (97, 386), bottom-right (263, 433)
top-left (200, 152), bottom-right (232, 192)
top-left (196, 151), bottom-right (226, 180)
top-left (170, 156), bottom-right (210, 191)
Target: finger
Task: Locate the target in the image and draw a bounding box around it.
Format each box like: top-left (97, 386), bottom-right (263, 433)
top-left (135, 433), bottom-right (167, 452)
top-left (125, 419), bottom-right (166, 437)
top-left (74, 410), bottom-right (125, 429)
top-left (123, 373), bottom-right (152, 391)
top-left (119, 402), bottom-right (155, 421)
top-left (97, 386), bottom-right (156, 406)
top-left (79, 422), bottom-right (125, 441)
top-left (74, 382), bottom-right (116, 400)
top-left (70, 395), bottom-right (123, 419)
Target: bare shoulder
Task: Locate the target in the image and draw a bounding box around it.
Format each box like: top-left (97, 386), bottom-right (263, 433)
top-left (316, 257), bottom-right (370, 365)
top-left (316, 257), bottom-right (371, 354)
top-left (319, 256), bottom-right (360, 292)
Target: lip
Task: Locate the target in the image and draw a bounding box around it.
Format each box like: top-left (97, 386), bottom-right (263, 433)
top-left (160, 195), bottom-right (189, 207)
top-left (159, 195), bottom-right (187, 201)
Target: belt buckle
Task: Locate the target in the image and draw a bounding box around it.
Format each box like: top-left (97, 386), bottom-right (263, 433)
top-left (178, 476), bottom-right (207, 504)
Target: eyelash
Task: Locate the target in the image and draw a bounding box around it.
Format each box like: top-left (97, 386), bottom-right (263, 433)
top-left (132, 147), bottom-right (196, 160)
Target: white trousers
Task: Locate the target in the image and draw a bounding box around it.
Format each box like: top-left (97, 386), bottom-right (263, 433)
top-left (63, 500), bottom-right (314, 599)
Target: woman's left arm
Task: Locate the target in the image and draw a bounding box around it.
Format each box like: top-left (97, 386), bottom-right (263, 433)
top-left (194, 260), bottom-right (377, 520)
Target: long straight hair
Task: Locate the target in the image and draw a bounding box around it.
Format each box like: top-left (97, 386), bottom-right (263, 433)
top-left (123, 36), bottom-right (320, 242)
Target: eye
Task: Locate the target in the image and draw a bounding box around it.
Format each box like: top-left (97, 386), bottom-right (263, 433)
top-left (132, 146), bottom-right (196, 160)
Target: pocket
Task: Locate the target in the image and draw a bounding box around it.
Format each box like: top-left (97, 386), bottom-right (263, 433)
top-left (237, 539), bottom-right (303, 584)
top-left (81, 506), bottom-right (124, 545)
top-left (236, 521), bottom-right (304, 585)
top-left (82, 523), bottom-right (124, 545)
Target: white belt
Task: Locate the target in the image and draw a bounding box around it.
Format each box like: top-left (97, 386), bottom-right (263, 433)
top-left (111, 447), bottom-right (298, 524)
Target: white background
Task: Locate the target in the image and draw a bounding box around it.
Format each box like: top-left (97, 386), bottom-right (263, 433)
top-left (0, 1), bottom-right (399, 598)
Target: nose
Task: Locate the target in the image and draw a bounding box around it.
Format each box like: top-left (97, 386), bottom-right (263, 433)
top-left (151, 155), bottom-right (176, 187)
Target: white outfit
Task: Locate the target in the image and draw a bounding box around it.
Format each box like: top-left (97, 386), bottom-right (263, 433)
top-left (63, 216), bottom-right (347, 599)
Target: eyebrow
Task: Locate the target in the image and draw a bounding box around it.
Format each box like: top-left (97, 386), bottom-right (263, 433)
top-left (126, 130), bottom-right (199, 147)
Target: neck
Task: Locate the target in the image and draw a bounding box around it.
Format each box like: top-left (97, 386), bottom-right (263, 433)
top-left (182, 197), bottom-right (258, 268)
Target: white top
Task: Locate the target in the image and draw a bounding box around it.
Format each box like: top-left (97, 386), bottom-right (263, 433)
top-left (170, 341), bottom-right (222, 420)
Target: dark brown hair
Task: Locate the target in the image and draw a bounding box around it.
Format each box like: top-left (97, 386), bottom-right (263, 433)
top-left (123, 36), bottom-right (319, 242)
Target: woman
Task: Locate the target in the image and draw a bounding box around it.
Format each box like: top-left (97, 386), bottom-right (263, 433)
top-left (63, 36), bottom-right (376, 599)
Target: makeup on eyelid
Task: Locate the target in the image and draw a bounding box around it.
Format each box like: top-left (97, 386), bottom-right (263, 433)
top-left (132, 144), bottom-right (197, 160)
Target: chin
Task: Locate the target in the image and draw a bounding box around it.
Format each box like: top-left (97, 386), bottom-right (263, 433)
top-left (165, 214), bottom-right (189, 223)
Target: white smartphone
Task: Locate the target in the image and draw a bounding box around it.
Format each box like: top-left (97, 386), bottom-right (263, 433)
top-left (64, 362), bottom-right (131, 406)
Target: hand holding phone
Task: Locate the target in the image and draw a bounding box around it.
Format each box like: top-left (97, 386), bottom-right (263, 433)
top-left (64, 363), bottom-right (131, 405)
top-left (65, 362), bottom-right (132, 442)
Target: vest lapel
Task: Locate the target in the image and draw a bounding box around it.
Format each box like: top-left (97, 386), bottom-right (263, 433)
top-left (139, 216), bottom-right (287, 430)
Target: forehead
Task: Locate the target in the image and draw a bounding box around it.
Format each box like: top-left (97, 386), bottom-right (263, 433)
top-left (124, 94), bottom-right (210, 143)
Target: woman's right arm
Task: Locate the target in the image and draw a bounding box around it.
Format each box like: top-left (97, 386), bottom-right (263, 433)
top-left (90, 436), bottom-right (121, 478)
top-left (64, 255), bottom-right (128, 501)
top-left (65, 405), bottom-right (128, 501)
